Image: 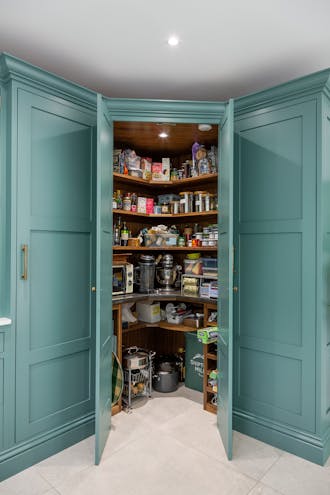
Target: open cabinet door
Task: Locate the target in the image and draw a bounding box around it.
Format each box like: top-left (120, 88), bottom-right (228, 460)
top-left (95, 94), bottom-right (113, 464)
top-left (217, 99), bottom-right (234, 459)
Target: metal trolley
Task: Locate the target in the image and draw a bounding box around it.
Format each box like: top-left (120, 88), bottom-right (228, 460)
top-left (122, 347), bottom-right (155, 411)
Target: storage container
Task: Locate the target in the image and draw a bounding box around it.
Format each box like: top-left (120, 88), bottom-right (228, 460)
top-left (184, 258), bottom-right (203, 275)
top-left (144, 233), bottom-right (178, 247)
top-left (185, 331), bottom-right (204, 392)
top-left (136, 302), bottom-right (161, 323)
top-left (202, 267), bottom-right (218, 277)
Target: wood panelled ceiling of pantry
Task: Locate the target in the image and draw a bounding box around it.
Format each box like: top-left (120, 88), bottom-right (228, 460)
top-left (114, 122), bottom-right (218, 156)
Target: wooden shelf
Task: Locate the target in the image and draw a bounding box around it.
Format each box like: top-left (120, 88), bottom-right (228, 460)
top-left (204, 402), bottom-right (217, 414)
top-left (113, 209), bottom-right (218, 219)
top-left (206, 352), bottom-right (217, 360)
top-left (122, 320), bottom-right (195, 333)
top-left (114, 172), bottom-right (218, 188)
top-left (206, 386), bottom-right (217, 394)
top-left (113, 246), bottom-right (217, 252)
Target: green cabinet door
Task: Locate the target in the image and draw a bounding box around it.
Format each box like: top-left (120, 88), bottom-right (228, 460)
top-left (95, 94), bottom-right (113, 464)
top-left (15, 87), bottom-right (96, 442)
top-left (217, 99), bottom-right (234, 459)
top-left (234, 100), bottom-right (317, 436)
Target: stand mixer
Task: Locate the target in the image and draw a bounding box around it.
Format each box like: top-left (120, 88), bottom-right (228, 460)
top-left (155, 254), bottom-right (181, 292)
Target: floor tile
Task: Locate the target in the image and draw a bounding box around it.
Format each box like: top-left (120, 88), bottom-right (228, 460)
top-left (35, 436), bottom-right (94, 488)
top-left (0, 466), bottom-right (52, 495)
top-left (261, 452), bottom-right (330, 495)
top-left (248, 482), bottom-right (285, 495)
top-left (56, 430), bottom-right (256, 495)
top-left (159, 405), bottom-right (281, 480)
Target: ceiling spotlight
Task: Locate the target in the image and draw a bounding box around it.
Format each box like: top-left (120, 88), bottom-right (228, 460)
top-left (198, 124), bottom-right (212, 132)
top-left (159, 132), bottom-right (168, 138)
top-left (168, 36), bottom-right (179, 46)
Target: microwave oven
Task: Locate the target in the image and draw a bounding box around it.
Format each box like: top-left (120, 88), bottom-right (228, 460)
top-left (112, 263), bottom-right (134, 295)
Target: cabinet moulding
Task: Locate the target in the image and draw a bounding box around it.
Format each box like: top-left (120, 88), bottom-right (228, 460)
top-left (0, 52), bottom-right (97, 110)
top-left (235, 69), bottom-right (330, 115)
top-left (106, 97), bottom-right (226, 122)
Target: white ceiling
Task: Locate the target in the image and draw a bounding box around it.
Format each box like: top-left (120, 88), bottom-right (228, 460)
top-left (1, 0), bottom-right (330, 101)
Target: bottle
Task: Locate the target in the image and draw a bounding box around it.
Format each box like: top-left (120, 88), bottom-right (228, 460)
top-left (177, 347), bottom-right (185, 382)
top-left (131, 193), bottom-right (137, 212)
top-left (120, 221), bottom-right (129, 246)
top-left (116, 190), bottom-right (123, 209)
top-left (112, 191), bottom-right (117, 210)
top-left (113, 223), bottom-right (120, 246)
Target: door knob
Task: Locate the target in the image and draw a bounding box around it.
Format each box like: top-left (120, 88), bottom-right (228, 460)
top-left (91, 286), bottom-right (96, 292)
top-left (233, 286), bottom-right (238, 293)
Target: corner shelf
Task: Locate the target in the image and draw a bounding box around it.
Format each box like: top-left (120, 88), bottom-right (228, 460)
top-left (113, 172), bottom-right (218, 189)
top-left (113, 246), bottom-right (217, 252)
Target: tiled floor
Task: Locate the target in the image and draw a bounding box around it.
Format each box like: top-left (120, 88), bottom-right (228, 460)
top-left (1, 386), bottom-right (330, 495)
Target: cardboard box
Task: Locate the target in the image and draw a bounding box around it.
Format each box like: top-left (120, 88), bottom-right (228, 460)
top-left (136, 302), bottom-right (161, 323)
top-left (162, 158), bottom-right (170, 181)
top-left (151, 162), bottom-right (163, 181)
top-left (137, 197), bottom-right (147, 213)
top-left (146, 197), bottom-right (154, 214)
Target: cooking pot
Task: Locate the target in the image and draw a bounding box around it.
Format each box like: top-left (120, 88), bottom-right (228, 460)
top-left (153, 369), bottom-right (179, 393)
top-left (153, 354), bottom-right (179, 393)
top-left (123, 346), bottom-right (149, 370)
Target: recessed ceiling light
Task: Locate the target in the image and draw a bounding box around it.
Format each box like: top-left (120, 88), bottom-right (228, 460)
top-left (159, 132), bottom-right (168, 138)
top-left (168, 36), bottom-right (179, 46)
top-left (198, 124), bottom-right (212, 132)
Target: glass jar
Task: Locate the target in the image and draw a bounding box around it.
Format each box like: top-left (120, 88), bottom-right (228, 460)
top-left (198, 157), bottom-right (210, 175)
top-left (170, 200), bottom-right (180, 214)
top-left (194, 191), bottom-right (206, 212)
top-left (123, 192), bottom-right (132, 211)
top-left (179, 191), bottom-right (193, 213)
top-left (204, 192), bottom-right (211, 212)
top-left (161, 203), bottom-right (170, 214)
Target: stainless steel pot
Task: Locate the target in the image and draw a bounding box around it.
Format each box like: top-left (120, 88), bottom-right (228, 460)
top-left (153, 369), bottom-right (179, 393)
top-left (123, 346), bottom-right (149, 370)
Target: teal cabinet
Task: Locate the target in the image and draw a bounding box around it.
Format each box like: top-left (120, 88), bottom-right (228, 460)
top-left (1, 52), bottom-right (330, 481)
top-left (234, 73), bottom-right (330, 465)
top-left (0, 55), bottom-right (97, 480)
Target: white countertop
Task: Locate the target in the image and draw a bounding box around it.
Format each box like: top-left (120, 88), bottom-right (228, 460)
top-left (0, 317), bottom-right (12, 326)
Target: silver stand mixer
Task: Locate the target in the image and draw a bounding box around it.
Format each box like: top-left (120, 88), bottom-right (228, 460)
top-left (155, 254), bottom-right (181, 292)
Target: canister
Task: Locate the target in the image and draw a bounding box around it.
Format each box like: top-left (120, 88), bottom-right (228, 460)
top-left (204, 192), bottom-right (211, 212)
top-left (179, 191), bottom-right (193, 213)
top-left (194, 191), bottom-right (206, 212)
top-left (170, 200), bottom-right (180, 214)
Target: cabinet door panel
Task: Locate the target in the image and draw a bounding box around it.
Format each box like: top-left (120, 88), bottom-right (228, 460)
top-left (235, 100), bottom-right (316, 432)
top-left (95, 94), bottom-right (113, 465)
top-left (217, 99), bottom-right (234, 459)
top-left (16, 88), bottom-right (95, 442)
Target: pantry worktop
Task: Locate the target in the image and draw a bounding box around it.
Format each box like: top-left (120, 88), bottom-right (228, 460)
top-left (112, 291), bottom-right (217, 305)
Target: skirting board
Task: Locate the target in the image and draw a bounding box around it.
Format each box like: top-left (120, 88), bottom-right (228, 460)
top-left (0, 414), bottom-right (95, 482)
top-left (233, 410), bottom-right (330, 466)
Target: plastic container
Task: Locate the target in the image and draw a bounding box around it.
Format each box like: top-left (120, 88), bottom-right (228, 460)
top-left (201, 257), bottom-right (217, 268)
top-left (144, 233), bottom-right (178, 247)
top-left (185, 331), bottom-right (204, 392)
top-left (184, 258), bottom-right (203, 275)
top-left (202, 267), bottom-right (218, 277)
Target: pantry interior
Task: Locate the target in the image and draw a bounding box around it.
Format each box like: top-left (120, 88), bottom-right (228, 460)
top-left (110, 119), bottom-right (224, 423)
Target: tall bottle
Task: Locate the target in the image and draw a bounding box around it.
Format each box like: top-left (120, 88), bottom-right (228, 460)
top-left (120, 221), bottom-right (129, 246)
top-left (116, 190), bottom-right (123, 209)
top-left (113, 221), bottom-right (120, 246)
